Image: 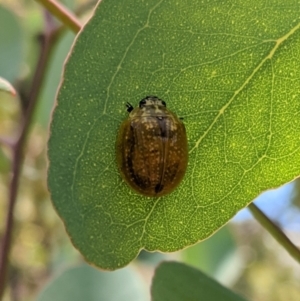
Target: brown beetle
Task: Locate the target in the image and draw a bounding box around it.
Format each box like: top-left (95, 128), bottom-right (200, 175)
top-left (116, 96), bottom-right (188, 197)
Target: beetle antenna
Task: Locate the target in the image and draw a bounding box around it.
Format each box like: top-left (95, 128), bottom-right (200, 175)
top-left (126, 102), bottom-right (134, 112)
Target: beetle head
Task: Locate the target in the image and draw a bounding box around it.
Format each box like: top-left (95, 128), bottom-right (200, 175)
top-left (139, 96), bottom-right (166, 108)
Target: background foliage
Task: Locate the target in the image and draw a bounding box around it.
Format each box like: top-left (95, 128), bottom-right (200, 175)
top-left (0, 0), bottom-right (300, 300)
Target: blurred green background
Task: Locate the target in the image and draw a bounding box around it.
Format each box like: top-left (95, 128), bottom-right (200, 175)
top-left (0, 1), bottom-right (299, 300)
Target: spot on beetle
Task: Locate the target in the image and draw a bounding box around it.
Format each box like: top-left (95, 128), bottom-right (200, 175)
top-left (116, 96), bottom-right (188, 197)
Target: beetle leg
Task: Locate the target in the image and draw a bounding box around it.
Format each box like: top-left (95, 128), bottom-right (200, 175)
top-left (126, 102), bottom-right (134, 112)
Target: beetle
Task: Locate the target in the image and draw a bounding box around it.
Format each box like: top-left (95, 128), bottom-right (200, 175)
top-left (116, 96), bottom-right (188, 197)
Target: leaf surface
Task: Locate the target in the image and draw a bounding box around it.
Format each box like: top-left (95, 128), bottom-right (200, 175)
top-left (48, 0), bottom-right (300, 269)
top-left (0, 5), bottom-right (23, 82)
top-left (151, 261), bottom-right (248, 301)
top-left (36, 264), bottom-right (148, 301)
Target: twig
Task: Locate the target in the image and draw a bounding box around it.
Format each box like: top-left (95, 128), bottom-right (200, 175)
top-left (248, 202), bottom-right (300, 263)
top-left (35, 0), bottom-right (82, 33)
top-left (0, 12), bottom-right (58, 299)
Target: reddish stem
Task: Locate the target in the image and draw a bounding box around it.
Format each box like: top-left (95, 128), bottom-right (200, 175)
top-left (0, 12), bottom-right (56, 299)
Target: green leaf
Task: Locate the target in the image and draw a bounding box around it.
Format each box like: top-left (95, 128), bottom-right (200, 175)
top-left (36, 264), bottom-right (148, 301)
top-left (0, 77), bottom-right (16, 96)
top-left (151, 261), bottom-right (248, 301)
top-left (48, 0), bottom-right (300, 269)
top-left (0, 5), bottom-right (23, 82)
